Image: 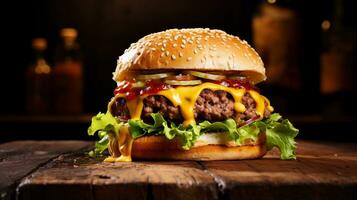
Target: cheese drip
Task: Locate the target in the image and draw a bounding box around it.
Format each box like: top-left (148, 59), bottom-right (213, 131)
top-left (106, 82), bottom-right (273, 162)
top-left (104, 124), bottom-right (133, 162)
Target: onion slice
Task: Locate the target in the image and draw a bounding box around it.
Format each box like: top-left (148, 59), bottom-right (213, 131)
top-left (186, 71), bottom-right (226, 80)
top-left (239, 115), bottom-right (260, 127)
top-left (165, 79), bottom-right (202, 86)
top-left (136, 73), bottom-right (174, 80)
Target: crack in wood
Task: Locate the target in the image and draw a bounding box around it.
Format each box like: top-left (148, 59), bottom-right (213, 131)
top-left (196, 161), bottom-right (225, 199)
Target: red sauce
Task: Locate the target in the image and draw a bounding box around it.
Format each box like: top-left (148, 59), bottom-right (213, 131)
top-left (114, 80), bottom-right (171, 100)
top-left (114, 81), bottom-right (132, 94)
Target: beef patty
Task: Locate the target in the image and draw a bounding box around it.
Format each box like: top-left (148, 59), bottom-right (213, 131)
top-left (110, 89), bottom-right (271, 123)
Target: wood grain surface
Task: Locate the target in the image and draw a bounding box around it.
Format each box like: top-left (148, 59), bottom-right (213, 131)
top-left (1, 140), bottom-right (356, 200)
top-left (0, 141), bottom-right (91, 200)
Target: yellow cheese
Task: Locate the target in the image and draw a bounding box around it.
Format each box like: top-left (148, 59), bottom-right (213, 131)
top-left (262, 96), bottom-right (274, 112)
top-left (106, 82), bottom-right (272, 162)
top-left (104, 124), bottom-right (133, 162)
top-left (248, 90), bottom-right (265, 119)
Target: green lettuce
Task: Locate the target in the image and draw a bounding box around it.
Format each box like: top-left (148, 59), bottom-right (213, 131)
top-left (128, 113), bottom-right (201, 149)
top-left (87, 112), bottom-right (123, 156)
top-left (263, 113), bottom-right (299, 159)
top-left (87, 112), bottom-right (298, 159)
top-left (198, 119), bottom-right (261, 146)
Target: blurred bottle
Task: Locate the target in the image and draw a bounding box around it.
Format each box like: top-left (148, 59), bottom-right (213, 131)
top-left (252, 0), bottom-right (323, 115)
top-left (320, 0), bottom-right (356, 94)
top-left (26, 38), bottom-right (51, 114)
top-left (320, 0), bottom-right (357, 115)
top-left (53, 28), bottom-right (83, 114)
top-left (253, 0), bottom-right (302, 90)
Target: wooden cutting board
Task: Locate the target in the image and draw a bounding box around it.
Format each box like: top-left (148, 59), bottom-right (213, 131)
top-left (1, 140), bottom-right (356, 200)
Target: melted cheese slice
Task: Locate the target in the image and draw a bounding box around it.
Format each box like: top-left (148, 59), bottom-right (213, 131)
top-left (106, 82), bottom-right (273, 162)
top-left (104, 124), bottom-right (133, 162)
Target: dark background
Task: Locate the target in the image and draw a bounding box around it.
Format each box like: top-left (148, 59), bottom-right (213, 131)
top-left (0, 0), bottom-right (356, 142)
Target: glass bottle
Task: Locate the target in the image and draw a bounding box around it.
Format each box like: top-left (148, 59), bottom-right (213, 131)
top-left (53, 28), bottom-right (83, 114)
top-left (26, 38), bottom-right (51, 114)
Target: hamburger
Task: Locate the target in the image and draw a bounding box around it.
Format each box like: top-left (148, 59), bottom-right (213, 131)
top-left (88, 28), bottom-right (298, 162)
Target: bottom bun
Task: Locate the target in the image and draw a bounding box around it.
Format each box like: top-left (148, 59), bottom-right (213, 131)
top-left (132, 134), bottom-right (267, 161)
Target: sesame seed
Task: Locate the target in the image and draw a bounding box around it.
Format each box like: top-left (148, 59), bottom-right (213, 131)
top-left (180, 44), bottom-right (186, 49)
top-left (179, 52), bottom-right (183, 57)
top-left (182, 40), bottom-right (187, 44)
top-left (193, 49), bottom-right (198, 54)
top-left (161, 47), bottom-right (165, 52)
top-left (165, 51), bottom-right (170, 56)
top-left (173, 43), bottom-right (177, 48)
top-left (160, 52), bottom-right (165, 58)
top-left (171, 54), bottom-right (176, 60)
top-left (187, 57), bottom-right (192, 61)
top-left (163, 43), bottom-right (167, 47)
top-left (188, 40), bottom-right (193, 44)
top-left (174, 35), bottom-right (179, 40)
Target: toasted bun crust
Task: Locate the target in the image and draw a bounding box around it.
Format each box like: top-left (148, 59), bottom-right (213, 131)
top-left (113, 28), bottom-right (266, 84)
top-left (131, 133), bottom-right (267, 161)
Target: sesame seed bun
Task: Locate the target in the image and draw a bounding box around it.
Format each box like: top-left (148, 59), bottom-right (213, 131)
top-left (131, 132), bottom-right (267, 161)
top-left (113, 28), bottom-right (266, 84)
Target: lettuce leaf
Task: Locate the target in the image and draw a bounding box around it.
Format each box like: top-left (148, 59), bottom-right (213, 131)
top-left (88, 112), bottom-right (298, 160)
top-left (87, 112), bottom-right (123, 156)
top-left (130, 115), bottom-right (201, 150)
top-left (162, 122), bottom-right (201, 149)
top-left (128, 113), bottom-right (166, 138)
top-left (264, 113), bottom-right (299, 159)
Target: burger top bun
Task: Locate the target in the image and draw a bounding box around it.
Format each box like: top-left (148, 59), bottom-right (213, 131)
top-left (113, 28), bottom-right (266, 84)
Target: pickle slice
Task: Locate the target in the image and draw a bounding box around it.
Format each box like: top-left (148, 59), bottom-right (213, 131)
top-left (164, 79), bottom-right (202, 86)
top-left (186, 71), bottom-right (226, 80)
top-left (136, 73), bottom-right (174, 80)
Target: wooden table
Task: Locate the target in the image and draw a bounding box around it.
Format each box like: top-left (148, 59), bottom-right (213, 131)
top-left (0, 140), bottom-right (356, 200)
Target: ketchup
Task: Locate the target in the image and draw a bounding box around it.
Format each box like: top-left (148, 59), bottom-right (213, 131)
top-left (114, 81), bottom-right (132, 94)
top-left (114, 80), bottom-right (170, 100)
top-left (141, 80), bottom-right (171, 95)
